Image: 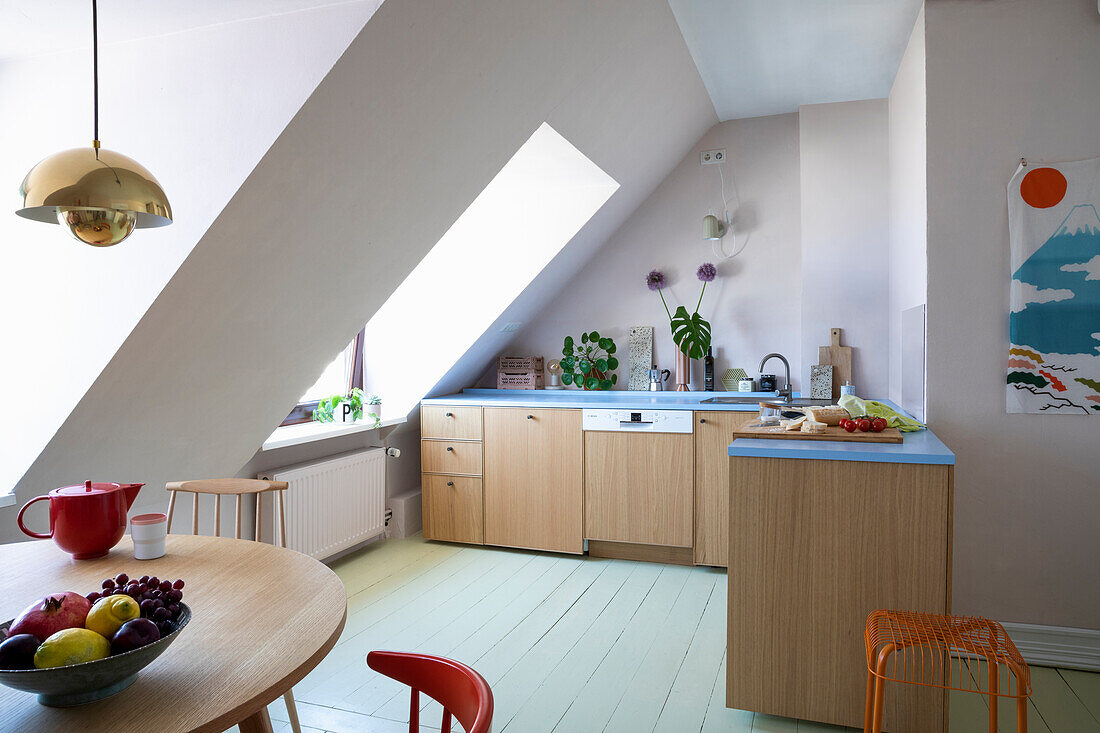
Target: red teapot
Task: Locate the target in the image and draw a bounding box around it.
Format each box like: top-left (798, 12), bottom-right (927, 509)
top-left (17, 481), bottom-right (143, 559)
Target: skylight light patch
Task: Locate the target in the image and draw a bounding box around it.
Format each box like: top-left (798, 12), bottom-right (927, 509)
top-left (363, 123), bottom-right (619, 416)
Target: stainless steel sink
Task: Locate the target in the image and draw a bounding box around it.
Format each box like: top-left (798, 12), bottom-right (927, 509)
top-left (699, 396), bottom-right (835, 407)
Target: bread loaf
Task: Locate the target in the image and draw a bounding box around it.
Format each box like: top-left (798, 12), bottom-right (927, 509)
top-left (805, 405), bottom-right (850, 426)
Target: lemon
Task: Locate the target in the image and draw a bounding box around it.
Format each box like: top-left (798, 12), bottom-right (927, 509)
top-left (34, 628), bottom-right (110, 668)
top-left (85, 595), bottom-right (140, 638)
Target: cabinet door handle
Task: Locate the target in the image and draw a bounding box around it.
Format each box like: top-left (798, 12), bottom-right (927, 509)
top-left (447, 481), bottom-right (454, 487)
top-left (445, 412), bottom-right (454, 418)
top-left (527, 414), bottom-right (534, 420)
top-left (699, 418), bottom-right (707, 424)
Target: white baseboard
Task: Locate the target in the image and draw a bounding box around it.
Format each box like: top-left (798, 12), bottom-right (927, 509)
top-left (1001, 622), bottom-right (1100, 671)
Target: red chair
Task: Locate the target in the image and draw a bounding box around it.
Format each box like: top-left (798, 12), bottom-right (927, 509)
top-left (367, 651), bottom-right (494, 733)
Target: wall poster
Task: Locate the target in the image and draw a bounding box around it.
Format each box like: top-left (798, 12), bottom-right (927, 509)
top-left (1007, 157), bottom-right (1100, 414)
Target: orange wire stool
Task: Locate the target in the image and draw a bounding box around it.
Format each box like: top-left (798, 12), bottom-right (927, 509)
top-left (864, 610), bottom-right (1031, 733)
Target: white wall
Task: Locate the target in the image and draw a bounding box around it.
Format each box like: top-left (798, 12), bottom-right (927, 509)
top-left (0, 1), bottom-right (380, 495)
top-left (3, 0), bottom-right (715, 542)
top-left (798, 100), bottom-right (891, 398)
top-left (888, 5), bottom-right (927, 405)
top-left (503, 114), bottom-right (802, 389)
top-left (925, 0), bottom-right (1100, 629)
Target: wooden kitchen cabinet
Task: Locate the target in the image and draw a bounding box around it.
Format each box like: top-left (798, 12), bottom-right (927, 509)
top-left (421, 405), bottom-right (483, 546)
top-left (727, 457), bottom-right (952, 731)
top-left (483, 407), bottom-right (583, 554)
top-left (584, 432), bottom-right (693, 548)
top-left (422, 475), bottom-right (483, 545)
top-left (693, 410), bottom-right (756, 567)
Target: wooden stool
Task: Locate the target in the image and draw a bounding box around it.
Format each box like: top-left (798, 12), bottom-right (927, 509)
top-left (864, 610), bottom-right (1031, 733)
top-left (166, 479), bottom-right (300, 733)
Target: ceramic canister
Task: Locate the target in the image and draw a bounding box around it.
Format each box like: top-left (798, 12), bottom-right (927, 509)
top-left (132, 513), bottom-right (168, 560)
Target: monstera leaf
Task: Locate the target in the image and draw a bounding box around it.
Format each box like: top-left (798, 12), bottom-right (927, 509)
top-left (670, 305), bottom-right (712, 359)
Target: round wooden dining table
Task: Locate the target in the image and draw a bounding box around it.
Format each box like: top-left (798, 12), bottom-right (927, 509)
top-left (0, 535), bottom-right (346, 733)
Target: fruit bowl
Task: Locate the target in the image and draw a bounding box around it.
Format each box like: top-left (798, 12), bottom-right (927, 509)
top-left (0, 603), bottom-right (190, 707)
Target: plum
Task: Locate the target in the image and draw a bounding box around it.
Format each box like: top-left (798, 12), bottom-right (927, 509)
top-left (0, 634), bottom-right (41, 670)
top-left (111, 618), bottom-right (160, 653)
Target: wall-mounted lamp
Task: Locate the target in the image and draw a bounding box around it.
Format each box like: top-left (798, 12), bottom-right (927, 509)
top-left (702, 213), bottom-right (726, 241)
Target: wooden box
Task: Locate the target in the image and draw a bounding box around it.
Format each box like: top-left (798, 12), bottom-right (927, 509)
top-left (496, 370), bottom-right (544, 389)
top-left (498, 355), bottom-right (544, 371)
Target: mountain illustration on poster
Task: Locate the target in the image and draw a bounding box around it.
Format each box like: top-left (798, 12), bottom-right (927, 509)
top-left (1007, 182), bottom-right (1100, 415)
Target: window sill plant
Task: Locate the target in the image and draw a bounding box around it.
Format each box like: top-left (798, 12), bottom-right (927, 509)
top-left (561, 332), bottom-right (619, 390)
top-left (313, 388), bottom-right (381, 425)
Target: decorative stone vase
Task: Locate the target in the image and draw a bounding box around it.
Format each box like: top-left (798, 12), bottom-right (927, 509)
top-left (674, 347), bottom-right (691, 391)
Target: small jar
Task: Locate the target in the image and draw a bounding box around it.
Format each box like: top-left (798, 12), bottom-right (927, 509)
top-left (738, 377), bottom-right (755, 392)
top-left (759, 374), bottom-right (777, 392)
top-left (131, 513), bottom-right (168, 560)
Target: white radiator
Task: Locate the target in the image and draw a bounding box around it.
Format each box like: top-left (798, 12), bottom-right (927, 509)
top-left (259, 448), bottom-right (386, 561)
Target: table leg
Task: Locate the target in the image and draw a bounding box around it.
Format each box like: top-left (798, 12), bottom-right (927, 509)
top-left (238, 706), bottom-right (275, 733)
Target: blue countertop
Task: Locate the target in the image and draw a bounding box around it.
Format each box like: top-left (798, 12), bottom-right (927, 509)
top-left (423, 388), bottom-right (776, 412)
top-left (423, 389), bottom-right (955, 466)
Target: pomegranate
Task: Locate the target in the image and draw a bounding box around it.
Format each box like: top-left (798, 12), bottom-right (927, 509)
top-left (8, 592), bottom-right (91, 640)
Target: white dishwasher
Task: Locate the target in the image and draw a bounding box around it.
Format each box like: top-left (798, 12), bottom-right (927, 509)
top-left (581, 409), bottom-right (695, 551)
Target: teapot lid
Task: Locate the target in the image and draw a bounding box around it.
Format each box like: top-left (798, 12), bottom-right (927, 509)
top-left (52, 480), bottom-right (123, 497)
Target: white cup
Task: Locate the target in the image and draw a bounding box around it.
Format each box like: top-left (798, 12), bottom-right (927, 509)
top-left (131, 513), bottom-right (168, 560)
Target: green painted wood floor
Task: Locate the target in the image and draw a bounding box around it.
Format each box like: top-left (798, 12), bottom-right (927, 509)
top-left (227, 535), bottom-right (1100, 733)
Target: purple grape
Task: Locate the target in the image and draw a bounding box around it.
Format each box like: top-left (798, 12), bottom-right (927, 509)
top-left (159, 580), bottom-right (172, 592)
top-left (115, 573), bottom-right (129, 585)
top-left (140, 599), bottom-right (155, 614)
top-left (167, 604), bottom-right (179, 616)
top-left (153, 607), bottom-right (169, 621)
top-left (152, 599), bottom-right (164, 610)
top-left (167, 589), bottom-right (182, 602)
top-left (147, 577), bottom-right (159, 588)
top-left (102, 579), bottom-right (115, 590)
top-left (157, 621), bottom-right (173, 635)
top-left (86, 591), bottom-right (101, 603)
top-left (136, 583), bottom-right (148, 594)
top-left (151, 590), bottom-right (163, 600)
top-left (172, 579), bottom-right (185, 590)
top-left (139, 575), bottom-right (150, 584)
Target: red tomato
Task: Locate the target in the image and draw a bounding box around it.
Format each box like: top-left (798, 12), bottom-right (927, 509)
top-left (843, 420), bottom-right (858, 433)
top-left (871, 418), bottom-right (888, 433)
top-left (857, 418), bottom-right (872, 432)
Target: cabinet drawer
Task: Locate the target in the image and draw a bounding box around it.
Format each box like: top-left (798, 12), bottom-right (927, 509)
top-left (423, 475), bottom-right (483, 545)
top-left (422, 405), bottom-right (483, 440)
top-left (422, 439), bottom-right (483, 476)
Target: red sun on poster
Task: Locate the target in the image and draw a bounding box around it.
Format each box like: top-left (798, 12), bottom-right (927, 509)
top-left (1020, 167), bottom-right (1067, 208)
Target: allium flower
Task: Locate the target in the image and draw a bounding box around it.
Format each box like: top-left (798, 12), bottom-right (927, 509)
top-left (697, 262), bottom-right (717, 282)
top-left (646, 270), bottom-right (666, 291)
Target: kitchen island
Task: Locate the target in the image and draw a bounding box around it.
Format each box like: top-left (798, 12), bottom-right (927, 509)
top-left (726, 411), bottom-right (955, 733)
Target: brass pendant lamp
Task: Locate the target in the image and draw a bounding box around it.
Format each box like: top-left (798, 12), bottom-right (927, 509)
top-left (16, 0), bottom-right (172, 246)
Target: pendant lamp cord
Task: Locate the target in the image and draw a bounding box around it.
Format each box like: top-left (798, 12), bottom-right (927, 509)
top-left (92, 0), bottom-right (100, 159)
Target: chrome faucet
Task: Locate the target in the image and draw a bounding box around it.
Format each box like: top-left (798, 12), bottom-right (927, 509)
top-left (759, 353), bottom-right (792, 402)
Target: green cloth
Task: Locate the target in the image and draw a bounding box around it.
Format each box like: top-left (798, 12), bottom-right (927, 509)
top-left (838, 395), bottom-right (925, 432)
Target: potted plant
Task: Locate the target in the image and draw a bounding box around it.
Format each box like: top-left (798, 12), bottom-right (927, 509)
top-left (561, 332), bottom-right (619, 390)
top-left (313, 388), bottom-right (376, 424)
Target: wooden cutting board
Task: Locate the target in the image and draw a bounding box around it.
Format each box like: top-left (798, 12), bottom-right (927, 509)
top-left (732, 423), bottom-right (903, 443)
top-left (818, 327), bottom-right (853, 399)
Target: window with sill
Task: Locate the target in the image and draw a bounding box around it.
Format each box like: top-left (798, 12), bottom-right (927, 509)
top-left (280, 327), bottom-right (364, 426)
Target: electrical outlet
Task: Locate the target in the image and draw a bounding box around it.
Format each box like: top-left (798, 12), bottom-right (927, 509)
top-left (500, 322), bottom-right (522, 333)
top-left (700, 148), bottom-right (726, 165)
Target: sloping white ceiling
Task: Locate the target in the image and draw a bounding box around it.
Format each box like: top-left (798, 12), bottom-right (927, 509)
top-left (0, 1), bottom-right (381, 497)
top-left (5, 0), bottom-right (715, 534)
top-left (668, 0), bottom-right (923, 120)
top-left (0, 0), bottom-right (362, 60)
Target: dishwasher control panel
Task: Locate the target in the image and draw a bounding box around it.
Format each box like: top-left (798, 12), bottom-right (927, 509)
top-left (581, 409), bottom-right (694, 434)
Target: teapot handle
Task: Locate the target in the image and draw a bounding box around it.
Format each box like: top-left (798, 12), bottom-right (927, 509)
top-left (17, 496), bottom-right (52, 539)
